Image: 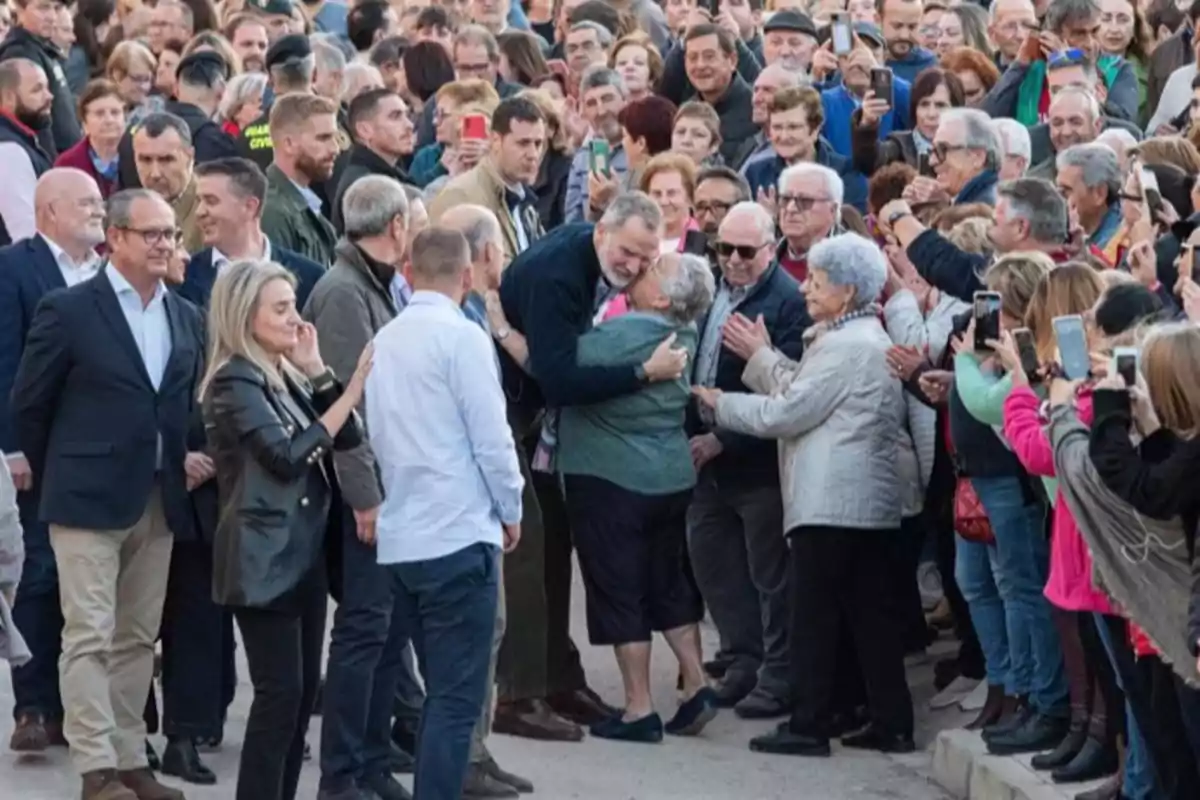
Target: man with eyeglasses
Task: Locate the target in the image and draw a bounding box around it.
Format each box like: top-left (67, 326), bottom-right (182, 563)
top-left (0, 0), bottom-right (82, 158)
top-left (12, 188), bottom-right (207, 800)
top-left (0, 57), bottom-right (53, 246)
top-left (774, 163), bottom-right (844, 283)
top-left (987, 0), bottom-right (1038, 67)
top-left (694, 167), bottom-right (752, 237)
top-left (564, 21), bottom-right (614, 89)
top-left (687, 200), bottom-right (809, 718)
top-left (981, 0), bottom-right (1139, 125)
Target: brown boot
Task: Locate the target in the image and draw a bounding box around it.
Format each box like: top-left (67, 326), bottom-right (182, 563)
top-left (964, 685), bottom-right (1007, 731)
top-left (81, 769), bottom-right (138, 800)
top-left (118, 768), bottom-right (186, 800)
top-left (10, 711), bottom-right (50, 752)
top-left (44, 718), bottom-right (69, 747)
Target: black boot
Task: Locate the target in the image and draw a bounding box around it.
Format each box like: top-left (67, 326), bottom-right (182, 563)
top-left (161, 738), bottom-right (217, 785)
top-left (965, 685), bottom-right (1007, 731)
top-left (1031, 721), bottom-right (1088, 770)
top-left (981, 696), bottom-right (1030, 740)
top-left (987, 712), bottom-right (1070, 756)
top-left (1051, 736), bottom-right (1118, 784)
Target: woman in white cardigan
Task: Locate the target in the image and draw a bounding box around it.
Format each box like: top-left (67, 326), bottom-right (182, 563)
top-left (695, 233), bottom-right (914, 758)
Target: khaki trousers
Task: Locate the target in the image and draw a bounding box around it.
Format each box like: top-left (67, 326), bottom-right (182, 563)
top-left (50, 489), bottom-right (173, 774)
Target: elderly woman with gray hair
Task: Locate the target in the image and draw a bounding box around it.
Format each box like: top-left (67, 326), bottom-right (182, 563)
top-left (556, 251), bottom-right (719, 744)
top-left (695, 233), bottom-right (915, 758)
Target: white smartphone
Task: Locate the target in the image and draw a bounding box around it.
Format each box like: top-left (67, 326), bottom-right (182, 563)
top-left (1053, 314), bottom-right (1090, 380)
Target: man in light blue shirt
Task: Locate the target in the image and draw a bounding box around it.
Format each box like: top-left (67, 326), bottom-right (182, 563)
top-left (366, 226), bottom-right (523, 800)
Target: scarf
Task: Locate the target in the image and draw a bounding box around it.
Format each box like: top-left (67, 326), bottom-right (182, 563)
top-left (912, 129), bottom-right (932, 156)
top-left (1015, 55), bottom-right (1125, 127)
top-left (1048, 405), bottom-right (1200, 686)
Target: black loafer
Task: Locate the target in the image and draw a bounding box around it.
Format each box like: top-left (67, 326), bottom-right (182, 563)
top-left (665, 688), bottom-right (718, 736)
top-left (749, 723), bottom-right (831, 757)
top-left (982, 703), bottom-right (1032, 741)
top-left (1030, 722), bottom-right (1087, 771)
top-left (734, 688), bottom-right (790, 720)
top-left (590, 712), bottom-right (664, 743)
top-left (987, 712), bottom-right (1070, 756)
top-left (160, 739), bottom-right (216, 785)
top-left (841, 725), bottom-right (916, 754)
top-left (712, 673), bottom-right (756, 708)
top-left (1051, 736), bottom-right (1117, 784)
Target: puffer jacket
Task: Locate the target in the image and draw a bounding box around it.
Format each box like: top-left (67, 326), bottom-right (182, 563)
top-left (715, 313), bottom-right (905, 533)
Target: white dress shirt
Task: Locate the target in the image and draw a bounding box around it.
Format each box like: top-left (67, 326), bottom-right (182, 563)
top-left (212, 237), bottom-right (271, 272)
top-left (41, 234), bottom-right (102, 287)
top-left (366, 290), bottom-right (524, 565)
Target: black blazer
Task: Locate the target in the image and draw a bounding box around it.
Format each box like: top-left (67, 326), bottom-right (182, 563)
top-left (178, 241), bottom-right (325, 312)
top-left (203, 356), bottom-right (362, 610)
top-left (12, 268), bottom-right (205, 537)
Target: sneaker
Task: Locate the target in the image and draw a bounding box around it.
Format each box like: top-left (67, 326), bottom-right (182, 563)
top-left (917, 562), bottom-right (944, 611)
top-left (929, 675), bottom-right (980, 711)
top-left (957, 680), bottom-right (990, 712)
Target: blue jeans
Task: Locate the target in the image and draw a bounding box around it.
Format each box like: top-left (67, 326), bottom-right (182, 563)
top-left (1094, 613), bottom-right (1154, 800)
top-left (970, 477), bottom-right (1066, 714)
top-left (320, 506), bottom-right (420, 789)
top-left (954, 537), bottom-right (1010, 689)
top-left (390, 543), bottom-right (499, 800)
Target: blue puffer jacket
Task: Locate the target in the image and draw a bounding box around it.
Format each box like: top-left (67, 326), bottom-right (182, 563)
top-left (742, 138), bottom-right (869, 213)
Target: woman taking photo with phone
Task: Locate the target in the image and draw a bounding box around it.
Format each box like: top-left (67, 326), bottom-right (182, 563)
top-left (201, 259), bottom-right (371, 800)
top-left (853, 68), bottom-right (966, 177)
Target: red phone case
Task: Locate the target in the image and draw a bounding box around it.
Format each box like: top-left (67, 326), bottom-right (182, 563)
top-left (461, 115), bottom-right (487, 141)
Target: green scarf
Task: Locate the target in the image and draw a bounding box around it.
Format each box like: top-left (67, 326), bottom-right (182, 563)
top-left (1015, 55), bottom-right (1125, 127)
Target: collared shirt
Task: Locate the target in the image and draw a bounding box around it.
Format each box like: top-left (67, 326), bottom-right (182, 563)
top-left (390, 273), bottom-right (413, 311)
top-left (502, 183), bottom-right (530, 252)
top-left (41, 234), bottom-right (102, 287)
top-left (213, 237), bottom-right (271, 272)
top-left (367, 290), bottom-right (524, 565)
top-left (290, 178), bottom-right (324, 215)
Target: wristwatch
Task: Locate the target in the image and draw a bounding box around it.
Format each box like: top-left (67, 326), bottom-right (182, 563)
top-left (310, 367), bottom-right (337, 393)
top-left (495, 327), bottom-right (511, 341)
top-left (634, 364), bottom-right (649, 384)
top-left (887, 208), bottom-right (912, 227)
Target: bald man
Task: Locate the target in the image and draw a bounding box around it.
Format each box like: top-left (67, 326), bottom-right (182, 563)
top-left (1, 167), bottom-right (105, 754)
top-left (0, 58), bottom-right (55, 245)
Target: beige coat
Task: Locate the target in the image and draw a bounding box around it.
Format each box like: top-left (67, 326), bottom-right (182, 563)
top-left (427, 159), bottom-right (543, 265)
top-left (715, 315), bottom-right (906, 533)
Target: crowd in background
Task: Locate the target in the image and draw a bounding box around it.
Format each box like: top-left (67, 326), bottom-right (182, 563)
top-left (2, 0), bottom-right (1200, 799)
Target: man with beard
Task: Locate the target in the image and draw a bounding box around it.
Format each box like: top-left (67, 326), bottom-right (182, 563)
top-left (429, 97), bottom-right (547, 265)
top-left (879, 0), bottom-right (938, 83)
top-left (240, 34), bottom-right (317, 171)
top-left (132, 111), bottom-right (205, 253)
top-left (694, 167), bottom-right (752, 238)
top-left (332, 88), bottom-right (414, 233)
top-left (0, 58), bottom-right (53, 246)
top-left (261, 92), bottom-right (340, 264)
top-left (246, 0), bottom-right (297, 44)
top-left (564, 66), bottom-right (627, 223)
top-left (225, 13), bottom-right (270, 73)
top-left (0, 0), bottom-right (81, 157)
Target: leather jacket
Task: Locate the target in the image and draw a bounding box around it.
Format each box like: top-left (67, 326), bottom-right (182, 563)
top-left (203, 356), bottom-right (362, 610)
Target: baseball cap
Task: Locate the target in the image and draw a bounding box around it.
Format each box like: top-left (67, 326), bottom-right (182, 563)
top-left (175, 50), bottom-right (231, 82)
top-left (853, 22), bottom-right (886, 48)
top-left (265, 33), bottom-right (313, 71)
top-left (246, 0), bottom-right (295, 17)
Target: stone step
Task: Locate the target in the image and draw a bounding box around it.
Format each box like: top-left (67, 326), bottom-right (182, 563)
top-left (933, 728), bottom-right (1109, 800)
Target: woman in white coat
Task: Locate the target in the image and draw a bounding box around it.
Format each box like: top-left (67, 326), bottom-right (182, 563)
top-left (694, 233), bottom-right (914, 758)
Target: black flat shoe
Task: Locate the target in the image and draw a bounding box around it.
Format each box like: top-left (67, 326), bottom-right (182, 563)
top-left (987, 712), bottom-right (1070, 756)
top-left (829, 706), bottom-right (870, 738)
top-left (703, 657), bottom-right (731, 680)
top-left (841, 725), bottom-right (916, 754)
top-left (665, 688), bottom-right (717, 736)
top-left (712, 673), bottom-right (756, 708)
top-left (388, 740), bottom-right (415, 774)
top-left (749, 723), bottom-right (831, 757)
top-left (482, 757), bottom-right (534, 794)
top-left (1031, 722), bottom-right (1087, 771)
top-left (1051, 736), bottom-right (1118, 784)
top-left (982, 699), bottom-right (1031, 741)
top-left (161, 739), bottom-right (216, 785)
top-left (589, 713), bottom-right (663, 743)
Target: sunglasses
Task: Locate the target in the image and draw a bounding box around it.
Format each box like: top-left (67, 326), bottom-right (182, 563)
top-left (1047, 48), bottom-right (1087, 68)
top-left (714, 241), bottom-right (770, 260)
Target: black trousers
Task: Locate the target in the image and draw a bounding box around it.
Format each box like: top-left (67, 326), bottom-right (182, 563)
top-left (233, 579), bottom-right (326, 800)
top-left (786, 526), bottom-right (914, 739)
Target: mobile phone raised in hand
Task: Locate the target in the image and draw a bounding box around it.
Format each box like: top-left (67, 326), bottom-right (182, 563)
top-left (1111, 346), bottom-right (1139, 387)
top-left (870, 67), bottom-right (894, 106)
top-left (682, 230), bottom-right (708, 256)
top-left (461, 114), bottom-right (487, 141)
top-left (917, 152), bottom-right (931, 177)
top-left (972, 291), bottom-right (1002, 352)
top-left (831, 13), bottom-right (853, 56)
top-left (589, 139), bottom-right (611, 177)
top-left (1013, 327), bottom-right (1040, 377)
top-left (1052, 314), bottom-right (1091, 380)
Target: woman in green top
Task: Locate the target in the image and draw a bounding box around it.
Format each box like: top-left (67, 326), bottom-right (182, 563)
top-left (557, 252), bottom-right (718, 744)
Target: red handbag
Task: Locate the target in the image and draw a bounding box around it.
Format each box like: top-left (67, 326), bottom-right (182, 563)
top-left (953, 478), bottom-right (995, 544)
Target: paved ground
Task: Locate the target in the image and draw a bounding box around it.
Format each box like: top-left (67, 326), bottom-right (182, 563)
top-left (0, 572), bottom-right (961, 800)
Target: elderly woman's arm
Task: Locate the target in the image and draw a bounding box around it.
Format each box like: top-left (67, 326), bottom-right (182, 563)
top-left (714, 342), bottom-right (853, 440)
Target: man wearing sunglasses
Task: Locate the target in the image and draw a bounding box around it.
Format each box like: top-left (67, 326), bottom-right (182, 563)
top-left (981, 0), bottom-right (1139, 126)
top-left (687, 200), bottom-right (810, 719)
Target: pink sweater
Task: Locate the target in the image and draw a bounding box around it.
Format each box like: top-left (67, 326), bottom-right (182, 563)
top-left (1002, 385), bottom-right (1114, 614)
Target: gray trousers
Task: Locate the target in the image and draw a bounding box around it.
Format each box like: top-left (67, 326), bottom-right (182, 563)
top-left (686, 476), bottom-right (790, 698)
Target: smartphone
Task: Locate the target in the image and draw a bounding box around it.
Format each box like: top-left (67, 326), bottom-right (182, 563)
top-left (1112, 346), bottom-right (1139, 387)
top-left (705, 0), bottom-right (718, 15)
top-left (917, 152), bottom-right (931, 177)
top-left (972, 291), bottom-right (1002, 352)
top-left (870, 67), bottom-right (894, 106)
top-left (1053, 314), bottom-right (1091, 380)
top-left (682, 229), bottom-right (708, 256)
top-left (1013, 327), bottom-right (1040, 377)
top-left (831, 13), bottom-right (853, 56)
top-left (461, 113), bottom-right (487, 141)
top-left (589, 138), bottom-right (611, 177)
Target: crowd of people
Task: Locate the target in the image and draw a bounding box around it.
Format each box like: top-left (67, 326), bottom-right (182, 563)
top-left (2, 0), bottom-right (1200, 798)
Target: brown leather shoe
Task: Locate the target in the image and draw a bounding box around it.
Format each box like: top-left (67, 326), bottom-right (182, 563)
top-left (81, 769), bottom-right (138, 800)
top-left (118, 768), bottom-right (185, 800)
top-left (45, 718), bottom-right (69, 747)
top-left (10, 711), bottom-right (50, 752)
top-left (546, 688), bottom-right (620, 727)
top-left (493, 699), bottom-right (583, 742)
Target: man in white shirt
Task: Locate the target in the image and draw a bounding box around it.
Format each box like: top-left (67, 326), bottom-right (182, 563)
top-left (366, 226), bottom-right (523, 800)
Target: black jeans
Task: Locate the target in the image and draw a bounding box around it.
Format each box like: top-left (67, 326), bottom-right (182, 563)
top-left (10, 496), bottom-right (63, 722)
top-left (233, 580), bottom-right (326, 800)
top-left (786, 526), bottom-right (914, 739)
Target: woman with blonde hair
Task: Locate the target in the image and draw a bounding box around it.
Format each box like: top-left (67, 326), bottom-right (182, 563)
top-left (1024, 264), bottom-right (1107, 364)
top-left (608, 32), bottom-right (662, 101)
top-left (1132, 137), bottom-right (1200, 175)
top-left (201, 259), bottom-right (370, 800)
top-left (106, 40), bottom-right (157, 110)
top-left (217, 71), bottom-right (266, 137)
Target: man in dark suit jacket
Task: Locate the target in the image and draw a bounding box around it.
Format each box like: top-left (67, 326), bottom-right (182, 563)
top-left (182, 157), bottom-right (324, 310)
top-left (685, 202), bottom-right (810, 719)
top-left (12, 189), bottom-right (205, 800)
top-left (0, 167), bottom-right (106, 754)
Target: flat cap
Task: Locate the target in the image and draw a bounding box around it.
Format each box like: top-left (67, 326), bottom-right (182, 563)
top-left (763, 10), bottom-right (818, 39)
top-left (266, 33), bottom-right (312, 70)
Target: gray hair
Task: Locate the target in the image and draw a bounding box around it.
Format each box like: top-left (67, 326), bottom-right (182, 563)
top-left (1050, 85), bottom-right (1101, 121)
top-left (807, 234), bottom-right (887, 310)
top-left (1044, 0), bottom-right (1100, 35)
top-left (756, 63), bottom-right (805, 90)
top-left (217, 72), bottom-right (268, 124)
top-left (939, 108), bottom-right (1002, 169)
top-left (343, 175), bottom-right (410, 238)
top-left (569, 20), bottom-right (615, 49)
top-left (992, 118), bottom-right (1031, 164)
top-left (135, 111), bottom-right (193, 148)
top-left (778, 162), bottom-right (844, 205)
top-left (1056, 142), bottom-right (1121, 197)
top-left (440, 204), bottom-right (502, 262)
top-left (722, 201), bottom-right (775, 242)
top-left (996, 177), bottom-right (1070, 244)
top-left (1095, 127), bottom-right (1138, 155)
top-left (599, 191), bottom-right (662, 233)
top-left (105, 188), bottom-right (170, 229)
top-left (579, 64), bottom-right (626, 97)
top-left (310, 36), bottom-right (347, 74)
top-left (658, 253), bottom-right (715, 326)
top-left (454, 24), bottom-right (500, 62)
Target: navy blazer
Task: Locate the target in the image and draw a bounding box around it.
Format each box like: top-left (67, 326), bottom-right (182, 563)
top-left (12, 269), bottom-right (205, 537)
top-left (178, 241), bottom-right (324, 311)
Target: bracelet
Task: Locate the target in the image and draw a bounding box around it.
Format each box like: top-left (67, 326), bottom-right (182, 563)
top-left (310, 367), bottom-right (337, 393)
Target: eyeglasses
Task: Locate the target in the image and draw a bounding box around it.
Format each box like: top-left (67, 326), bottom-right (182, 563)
top-left (1117, 192), bottom-right (1143, 203)
top-left (931, 142), bottom-right (970, 162)
top-left (566, 40), bottom-right (601, 55)
top-left (715, 241), bottom-right (771, 260)
top-left (778, 194), bottom-right (832, 212)
top-left (1047, 48), bottom-right (1087, 68)
top-left (120, 227), bottom-right (181, 246)
top-left (695, 200), bottom-right (733, 217)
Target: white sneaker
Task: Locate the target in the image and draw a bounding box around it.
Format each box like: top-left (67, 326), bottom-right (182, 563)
top-left (918, 562), bottom-right (944, 611)
top-left (928, 676), bottom-right (980, 710)
top-left (957, 679), bottom-right (990, 712)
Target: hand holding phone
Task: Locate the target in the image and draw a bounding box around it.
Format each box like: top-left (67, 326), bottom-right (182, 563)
top-left (461, 114), bottom-right (488, 141)
top-left (1111, 347), bottom-right (1139, 387)
top-left (972, 291), bottom-right (1002, 352)
top-left (1052, 314), bottom-right (1091, 380)
top-left (870, 67), bottom-right (894, 107)
top-left (589, 138), bottom-right (611, 177)
top-left (831, 13), bottom-right (853, 56)
top-left (1013, 328), bottom-right (1040, 378)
